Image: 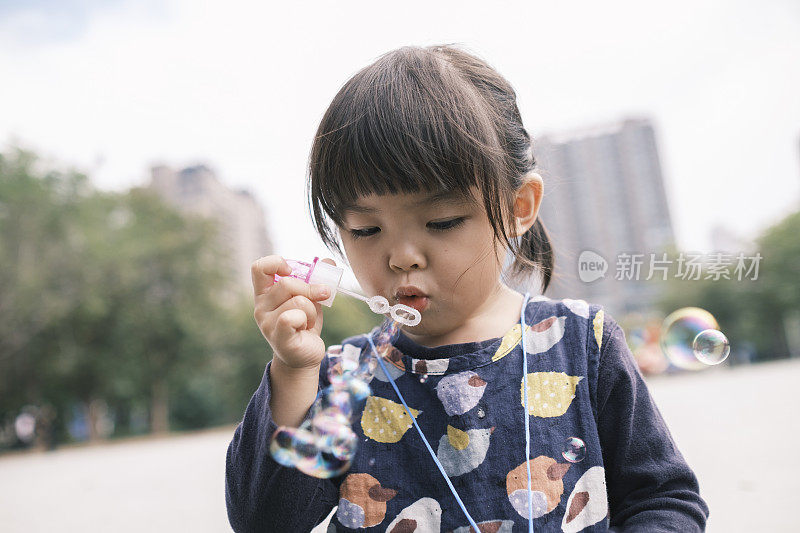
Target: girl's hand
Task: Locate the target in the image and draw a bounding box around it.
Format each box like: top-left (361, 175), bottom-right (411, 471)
top-left (251, 255), bottom-right (334, 370)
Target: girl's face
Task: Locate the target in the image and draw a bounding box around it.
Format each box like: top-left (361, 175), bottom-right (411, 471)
top-left (339, 187), bottom-right (523, 347)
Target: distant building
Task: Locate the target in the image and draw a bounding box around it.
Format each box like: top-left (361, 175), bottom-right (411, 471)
top-left (148, 164), bottom-right (272, 293)
top-left (520, 118), bottom-right (676, 316)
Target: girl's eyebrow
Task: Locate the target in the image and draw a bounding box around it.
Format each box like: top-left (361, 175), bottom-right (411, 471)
top-left (342, 203), bottom-right (378, 215)
top-left (344, 191), bottom-right (475, 215)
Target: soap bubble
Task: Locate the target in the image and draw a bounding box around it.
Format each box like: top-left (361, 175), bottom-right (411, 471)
top-left (314, 451), bottom-right (351, 476)
top-left (269, 318), bottom-right (401, 478)
top-left (349, 366), bottom-right (377, 387)
top-left (270, 427), bottom-right (300, 466)
top-left (660, 307), bottom-right (720, 371)
top-left (329, 426), bottom-right (358, 458)
top-left (312, 410), bottom-right (349, 437)
top-left (693, 329), bottom-right (730, 365)
top-left (294, 448), bottom-right (351, 478)
top-left (312, 411), bottom-right (357, 457)
top-left (344, 374), bottom-right (372, 400)
top-left (562, 437), bottom-right (586, 463)
top-left (317, 385), bottom-right (354, 417)
top-left (327, 347), bottom-right (360, 385)
top-left (291, 429), bottom-right (321, 462)
top-left (374, 321), bottom-right (399, 345)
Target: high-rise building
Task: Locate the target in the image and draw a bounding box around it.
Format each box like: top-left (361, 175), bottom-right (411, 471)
top-left (521, 118), bottom-right (675, 316)
top-left (148, 164), bottom-right (272, 293)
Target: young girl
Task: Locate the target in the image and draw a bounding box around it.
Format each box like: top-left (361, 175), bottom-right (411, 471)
top-left (226, 44), bottom-right (709, 532)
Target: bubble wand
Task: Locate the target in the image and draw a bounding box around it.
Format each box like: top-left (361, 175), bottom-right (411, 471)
top-left (273, 257), bottom-right (421, 326)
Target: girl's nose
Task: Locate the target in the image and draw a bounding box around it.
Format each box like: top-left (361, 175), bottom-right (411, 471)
top-left (388, 244), bottom-right (427, 273)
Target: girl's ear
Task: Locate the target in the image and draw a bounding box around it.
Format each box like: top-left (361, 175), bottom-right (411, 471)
top-left (512, 172), bottom-right (544, 237)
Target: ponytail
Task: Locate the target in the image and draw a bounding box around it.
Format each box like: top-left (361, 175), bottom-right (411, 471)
top-left (515, 217), bottom-right (554, 293)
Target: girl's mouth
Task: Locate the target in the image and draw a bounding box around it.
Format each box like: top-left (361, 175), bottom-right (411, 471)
top-left (395, 286), bottom-right (429, 313)
top-left (397, 295), bottom-right (429, 313)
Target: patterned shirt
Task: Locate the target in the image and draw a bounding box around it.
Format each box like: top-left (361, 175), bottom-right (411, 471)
top-left (225, 297), bottom-right (709, 532)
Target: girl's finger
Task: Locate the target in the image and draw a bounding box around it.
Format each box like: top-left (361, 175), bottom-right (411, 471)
top-left (310, 300), bottom-right (324, 335)
top-left (251, 255), bottom-right (292, 297)
top-left (272, 308), bottom-right (311, 345)
top-left (269, 293), bottom-right (319, 332)
top-left (257, 276), bottom-right (330, 313)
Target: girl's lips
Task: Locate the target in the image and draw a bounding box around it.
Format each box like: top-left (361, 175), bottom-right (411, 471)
top-left (398, 295), bottom-right (429, 312)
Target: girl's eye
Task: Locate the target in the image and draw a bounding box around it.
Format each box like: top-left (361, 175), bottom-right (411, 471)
top-left (427, 217), bottom-right (465, 231)
top-left (349, 226), bottom-right (380, 239)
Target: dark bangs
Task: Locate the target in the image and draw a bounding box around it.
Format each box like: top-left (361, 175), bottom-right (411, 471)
top-left (308, 45), bottom-right (516, 256)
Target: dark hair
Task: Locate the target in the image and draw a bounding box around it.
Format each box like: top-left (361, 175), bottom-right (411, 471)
top-left (307, 44), bottom-right (554, 292)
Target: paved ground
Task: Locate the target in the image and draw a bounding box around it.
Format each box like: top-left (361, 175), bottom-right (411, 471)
top-left (1, 359), bottom-right (798, 532)
top-left (645, 359), bottom-right (799, 532)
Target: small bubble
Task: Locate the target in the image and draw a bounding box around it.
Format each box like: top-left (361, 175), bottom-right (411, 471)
top-left (368, 458), bottom-right (376, 467)
top-left (692, 329), bottom-right (730, 365)
top-left (329, 427), bottom-right (357, 459)
top-left (269, 427), bottom-right (300, 467)
top-left (318, 387), bottom-right (353, 417)
top-left (291, 430), bottom-right (320, 462)
top-left (419, 373), bottom-right (428, 383)
top-left (343, 374), bottom-right (371, 400)
top-left (315, 450), bottom-right (350, 477)
top-left (562, 436), bottom-right (586, 463)
top-left (311, 411), bottom-right (348, 440)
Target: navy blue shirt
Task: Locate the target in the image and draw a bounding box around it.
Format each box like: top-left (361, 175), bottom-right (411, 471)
top-left (225, 298), bottom-right (709, 532)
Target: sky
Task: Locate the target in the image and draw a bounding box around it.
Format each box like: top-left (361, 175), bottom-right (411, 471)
top-left (1, 0), bottom-right (799, 263)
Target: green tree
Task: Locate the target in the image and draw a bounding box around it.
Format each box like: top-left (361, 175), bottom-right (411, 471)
top-left (752, 210), bottom-right (800, 358)
top-left (0, 148), bottom-right (230, 443)
top-left (0, 148), bottom-right (97, 435)
top-left (656, 210), bottom-right (800, 363)
top-left (1, 146), bottom-right (392, 450)
top-left (101, 187), bottom-right (229, 433)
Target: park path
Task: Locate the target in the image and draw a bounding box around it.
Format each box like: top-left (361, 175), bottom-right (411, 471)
top-left (1, 359), bottom-right (798, 532)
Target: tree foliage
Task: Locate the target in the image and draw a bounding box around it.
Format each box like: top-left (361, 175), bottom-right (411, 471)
top-left (0, 148), bottom-right (232, 441)
top-left (656, 210), bottom-right (800, 362)
top-left (0, 147), bottom-right (383, 449)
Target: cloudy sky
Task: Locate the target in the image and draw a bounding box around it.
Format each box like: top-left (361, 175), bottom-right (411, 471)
top-left (1, 0), bottom-right (799, 263)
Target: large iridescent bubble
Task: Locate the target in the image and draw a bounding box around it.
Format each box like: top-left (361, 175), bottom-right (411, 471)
top-left (660, 307), bottom-right (724, 370)
top-left (269, 318), bottom-right (400, 478)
